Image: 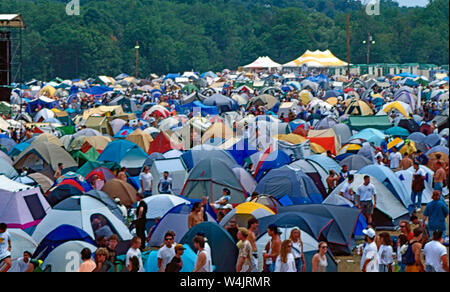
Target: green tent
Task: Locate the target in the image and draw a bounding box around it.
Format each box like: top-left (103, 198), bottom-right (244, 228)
top-left (0, 102), bottom-right (12, 116)
top-left (180, 222), bottom-right (238, 272)
top-left (71, 147), bottom-right (100, 166)
top-left (76, 161), bottom-right (120, 177)
top-left (182, 84), bottom-right (199, 93)
top-left (56, 126), bottom-right (76, 136)
top-left (349, 116), bottom-right (392, 131)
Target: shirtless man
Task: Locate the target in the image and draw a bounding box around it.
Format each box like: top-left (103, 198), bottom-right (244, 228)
top-left (433, 161), bottom-right (446, 193)
top-left (263, 224), bottom-right (282, 272)
top-left (247, 218), bottom-right (259, 272)
top-left (188, 202), bottom-right (204, 229)
top-left (326, 170), bottom-right (341, 195)
top-left (117, 167), bottom-right (128, 182)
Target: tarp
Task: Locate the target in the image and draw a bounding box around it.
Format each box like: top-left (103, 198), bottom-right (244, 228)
top-left (349, 115), bottom-right (392, 131)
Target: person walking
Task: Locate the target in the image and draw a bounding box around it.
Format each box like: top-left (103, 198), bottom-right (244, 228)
top-left (157, 232), bottom-right (176, 272)
top-left (139, 166), bottom-right (153, 198)
top-left (274, 240), bottom-right (296, 272)
top-left (236, 228), bottom-right (253, 272)
top-left (165, 244), bottom-right (185, 272)
top-left (422, 190), bottom-right (449, 237)
top-left (378, 232), bottom-right (394, 272)
top-left (423, 230), bottom-right (449, 272)
top-left (433, 161), bottom-right (446, 193)
top-left (403, 228), bottom-right (425, 273)
top-left (411, 162), bottom-right (426, 213)
top-left (339, 174), bottom-right (355, 203)
top-left (0, 223), bottom-right (11, 273)
top-left (262, 224), bottom-right (282, 272)
top-left (158, 171), bottom-right (173, 194)
top-left (311, 242), bottom-right (329, 272)
top-left (289, 228), bottom-right (306, 272)
top-left (360, 228), bottom-right (379, 272)
top-left (193, 235), bottom-right (212, 272)
top-left (134, 197), bottom-right (148, 250)
top-left (247, 218), bottom-right (259, 272)
top-left (356, 175), bottom-right (377, 226)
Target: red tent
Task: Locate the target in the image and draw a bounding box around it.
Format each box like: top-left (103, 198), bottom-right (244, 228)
top-left (308, 137), bottom-right (336, 155)
top-left (148, 131), bottom-right (183, 154)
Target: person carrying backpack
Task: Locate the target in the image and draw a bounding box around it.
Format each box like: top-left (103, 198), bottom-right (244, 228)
top-left (403, 227), bottom-right (426, 272)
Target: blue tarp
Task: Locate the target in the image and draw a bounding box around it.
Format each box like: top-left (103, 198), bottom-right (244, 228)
top-left (82, 86), bottom-right (113, 96)
top-left (179, 101), bottom-right (219, 116)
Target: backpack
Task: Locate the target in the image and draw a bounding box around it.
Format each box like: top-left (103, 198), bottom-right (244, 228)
top-left (401, 241), bottom-right (417, 266)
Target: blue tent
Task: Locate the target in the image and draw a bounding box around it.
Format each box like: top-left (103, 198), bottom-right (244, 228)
top-left (358, 164), bottom-right (411, 208)
top-left (350, 128), bottom-right (386, 146)
top-left (225, 138), bottom-right (259, 165)
top-left (26, 97), bottom-right (60, 114)
top-left (385, 126), bottom-right (410, 137)
top-left (255, 166), bottom-right (323, 204)
top-left (164, 73), bottom-right (181, 80)
top-left (97, 140), bottom-right (148, 174)
top-left (46, 184), bottom-right (84, 207)
top-left (179, 101), bottom-right (219, 116)
top-left (396, 72), bottom-right (418, 78)
top-left (82, 86), bottom-right (113, 96)
top-left (202, 94), bottom-right (239, 113)
top-left (148, 203), bottom-right (216, 247)
top-left (253, 150), bottom-right (292, 182)
top-left (143, 244), bottom-right (198, 272)
top-left (307, 155), bottom-right (342, 174)
top-left (181, 145), bottom-right (237, 171)
top-left (33, 224), bottom-right (96, 261)
top-left (180, 222), bottom-right (238, 272)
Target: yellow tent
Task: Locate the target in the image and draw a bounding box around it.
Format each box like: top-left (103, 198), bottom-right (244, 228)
top-left (345, 100), bottom-right (374, 116)
top-left (311, 143), bottom-right (327, 154)
top-left (82, 105), bottom-right (124, 120)
top-left (201, 123), bottom-right (234, 144)
top-left (382, 101), bottom-right (412, 117)
top-left (50, 108), bottom-right (61, 113)
top-left (326, 97), bottom-right (338, 106)
top-left (400, 140), bottom-right (416, 155)
top-left (234, 202), bottom-right (275, 215)
top-left (33, 133), bottom-right (64, 147)
top-left (39, 85), bottom-right (56, 98)
top-left (300, 90), bottom-right (312, 104)
top-left (276, 134), bottom-right (307, 145)
top-left (387, 137), bottom-right (404, 151)
top-left (126, 128), bottom-right (154, 152)
top-left (337, 144), bottom-right (362, 155)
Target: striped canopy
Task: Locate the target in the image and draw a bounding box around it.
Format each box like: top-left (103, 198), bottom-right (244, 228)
top-left (284, 50), bottom-right (348, 68)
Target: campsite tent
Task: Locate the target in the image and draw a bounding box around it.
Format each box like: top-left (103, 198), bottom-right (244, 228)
top-left (101, 179), bottom-right (137, 208)
top-left (148, 203), bottom-right (216, 247)
top-left (7, 229), bottom-right (38, 261)
top-left (0, 175), bottom-right (51, 230)
top-left (329, 174), bottom-right (409, 228)
top-left (0, 158), bottom-right (18, 179)
top-left (289, 159), bottom-right (328, 198)
top-left (97, 140), bottom-right (148, 175)
top-left (180, 222), bottom-right (238, 272)
top-left (181, 158), bottom-right (247, 204)
top-left (396, 165), bottom-right (435, 206)
top-left (219, 202), bottom-right (275, 227)
top-left (255, 166), bottom-right (323, 204)
top-left (41, 241), bottom-right (97, 272)
top-left (143, 194), bottom-right (190, 220)
top-left (243, 56), bottom-right (282, 70)
top-left (32, 195), bottom-right (132, 244)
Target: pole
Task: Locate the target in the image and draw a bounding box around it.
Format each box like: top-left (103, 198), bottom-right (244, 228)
top-left (135, 41), bottom-right (139, 78)
top-left (346, 13), bottom-right (351, 78)
top-left (367, 33), bottom-right (371, 65)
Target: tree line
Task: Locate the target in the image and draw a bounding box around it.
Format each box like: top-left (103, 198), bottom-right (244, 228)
top-left (0, 0), bottom-right (448, 81)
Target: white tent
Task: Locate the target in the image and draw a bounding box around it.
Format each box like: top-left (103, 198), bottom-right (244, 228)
top-left (7, 228), bottom-right (38, 260)
top-left (32, 195), bottom-right (132, 244)
top-left (0, 175), bottom-right (51, 230)
top-left (143, 194), bottom-right (190, 220)
top-left (41, 241), bottom-right (97, 272)
top-left (244, 56), bottom-right (282, 69)
top-left (396, 165), bottom-right (437, 205)
top-left (151, 158), bottom-right (188, 195)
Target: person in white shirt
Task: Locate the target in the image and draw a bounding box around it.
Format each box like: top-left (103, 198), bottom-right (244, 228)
top-left (378, 232), bottom-right (394, 272)
top-left (193, 235), bottom-right (212, 272)
top-left (356, 176), bottom-right (377, 226)
top-left (388, 147), bottom-right (402, 171)
top-left (361, 228), bottom-right (379, 272)
top-left (139, 166), bottom-right (153, 198)
top-left (339, 174), bottom-right (355, 203)
top-left (126, 236), bottom-right (145, 272)
top-left (423, 230), bottom-right (449, 272)
top-left (0, 223), bottom-right (12, 272)
top-left (274, 240), bottom-right (296, 272)
top-left (157, 232), bottom-right (176, 272)
top-left (11, 251), bottom-right (34, 272)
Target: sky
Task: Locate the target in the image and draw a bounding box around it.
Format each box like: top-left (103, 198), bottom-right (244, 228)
top-left (394, 0), bottom-right (429, 7)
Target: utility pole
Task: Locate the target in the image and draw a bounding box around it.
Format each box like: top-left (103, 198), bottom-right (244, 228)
top-left (135, 41), bottom-right (140, 78)
top-left (363, 33), bottom-right (375, 65)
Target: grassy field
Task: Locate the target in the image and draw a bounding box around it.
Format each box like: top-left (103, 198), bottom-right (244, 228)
top-left (336, 201), bottom-right (450, 272)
